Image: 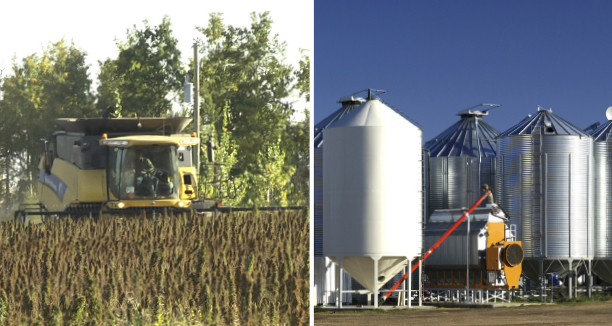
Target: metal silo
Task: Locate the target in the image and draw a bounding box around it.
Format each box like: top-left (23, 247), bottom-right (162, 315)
top-left (425, 104), bottom-right (500, 219)
top-left (589, 107), bottom-right (612, 285)
top-left (324, 94), bottom-right (422, 308)
top-left (314, 95), bottom-right (365, 258)
top-left (496, 108), bottom-right (593, 294)
top-left (313, 95), bottom-right (364, 305)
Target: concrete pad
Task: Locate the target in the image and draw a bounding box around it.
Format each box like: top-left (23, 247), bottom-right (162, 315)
top-left (428, 302), bottom-right (555, 308)
top-left (315, 304), bottom-right (435, 311)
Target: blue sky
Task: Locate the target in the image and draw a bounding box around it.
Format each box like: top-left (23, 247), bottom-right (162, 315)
top-left (314, 0), bottom-right (612, 140)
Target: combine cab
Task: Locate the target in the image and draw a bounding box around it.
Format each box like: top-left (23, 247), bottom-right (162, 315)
top-left (19, 117), bottom-right (214, 220)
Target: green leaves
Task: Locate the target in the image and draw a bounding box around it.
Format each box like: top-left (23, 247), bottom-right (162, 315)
top-left (97, 16), bottom-right (184, 117)
top-left (197, 12), bottom-right (309, 206)
top-left (295, 49), bottom-right (311, 102)
top-left (111, 13), bottom-right (314, 207)
top-left (0, 39), bottom-right (95, 203)
top-left (0, 12), bottom-right (310, 209)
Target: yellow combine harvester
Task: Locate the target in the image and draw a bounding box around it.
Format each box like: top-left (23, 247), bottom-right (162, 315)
top-left (16, 117), bottom-right (214, 221)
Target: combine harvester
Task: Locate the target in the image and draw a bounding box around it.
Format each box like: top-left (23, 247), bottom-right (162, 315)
top-left (14, 116), bottom-right (283, 222)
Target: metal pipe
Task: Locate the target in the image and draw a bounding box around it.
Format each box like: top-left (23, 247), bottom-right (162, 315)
top-left (467, 210), bottom-right (470, 303)
top-left (569, 260), bottom-right (573, 299)
top-left (588, 259), bottom-right (592, 298)
top-left (419, 256), bottom-right (423, 306)
top-left (380, 189), bottom-right (492, 304)
top-left (408, 259), bottom-right (412, 308)
top-left (193, 43), bottom-right (200, 172)
top-left (373, 257), bottom-right (379, 308)
top-left (401, 267), bottom-right (406, 306)
top-left (337, 258), bottom-right (343, 309)
top-left (540, 259), bottom-right (544, 303)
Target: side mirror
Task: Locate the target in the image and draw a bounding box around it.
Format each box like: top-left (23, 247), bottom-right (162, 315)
top-left (39, 139), bottom-right (52, 173)
top-left (39, 139), bottom-right (49, 154)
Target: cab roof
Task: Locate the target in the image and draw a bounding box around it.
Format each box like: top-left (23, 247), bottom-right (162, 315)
top-left (99, 134), bottom-right (199, 147)
top-left (55, 117), bottom-right (192, 135)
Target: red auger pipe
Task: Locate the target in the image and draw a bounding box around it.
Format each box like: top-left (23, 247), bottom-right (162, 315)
top-left (379, 189), bottom-right (492, 304)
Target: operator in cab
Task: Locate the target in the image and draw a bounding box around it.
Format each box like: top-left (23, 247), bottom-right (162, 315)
top-left (135, 151), bottom-right (158, 195)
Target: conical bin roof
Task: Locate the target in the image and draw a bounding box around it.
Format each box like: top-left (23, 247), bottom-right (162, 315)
top-left (314, 96), bottom-right (365, 148)
top-left (498, 108), bottom-right (590, 137)
top-left (425, 109), bottom-right (499, 157)
top-left (589, 108), bottom-right (612, 141)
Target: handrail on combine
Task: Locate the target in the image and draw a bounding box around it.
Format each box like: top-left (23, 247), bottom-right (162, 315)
top-left (379, 189), bottom-right (493, 304)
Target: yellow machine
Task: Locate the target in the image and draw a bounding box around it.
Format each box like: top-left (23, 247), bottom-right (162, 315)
top-left (423, 205), bottom-right (524, 290)
top-left (33, 117), bottom-right (211, 214)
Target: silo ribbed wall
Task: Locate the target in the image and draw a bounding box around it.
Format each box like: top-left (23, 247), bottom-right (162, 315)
top-left (428, 157), bottom-right (496, 217)
top-left (593, 142), bottom-right (612, 258)
top-left (588, 118), bottom-right (612, 285)
top-left (314, 147), bottom-right (323, 257)
top-left (497, 134), bottom-right (593, 259)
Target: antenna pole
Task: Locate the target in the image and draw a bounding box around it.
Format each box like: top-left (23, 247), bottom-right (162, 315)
top-left (193, 42), bottom-right (200, 172)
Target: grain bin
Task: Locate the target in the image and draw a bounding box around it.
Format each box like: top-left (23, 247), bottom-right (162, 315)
top-left (323, 96), bottom-right (422, 307)
top-left (425, 104), bottom-right (500, 219)
top-left (313, 95), bottom-right (365, 305)
top-left (589, 107), bottom-right (612, 285)
top-left (314, 95), bottom-right (365, 258)
top-left (496, 108), bottom-right (593, 290)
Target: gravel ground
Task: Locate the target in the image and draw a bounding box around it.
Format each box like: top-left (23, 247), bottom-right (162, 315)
top-left (314, 301), bottom-right (612, 325)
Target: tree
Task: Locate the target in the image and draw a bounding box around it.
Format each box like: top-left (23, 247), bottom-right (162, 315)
top-left (95, 58), bottom-right (122, 113)
top-left (294, 49), bottom-right (310, 102)
top-left (282, 109), bottom-right (309, 206)
top-left (96, 16), bottom-right (184, 117)
top-left (0, 39), bottom-right (95, 203)
top-left (282, 50), bottom-right (310, 206)
top-left (196, 12), bottom-right (307, 206)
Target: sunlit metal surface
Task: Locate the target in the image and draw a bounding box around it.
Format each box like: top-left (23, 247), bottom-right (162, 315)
top-left (324, 98), bottom-right (422, 291)
top-left (425, 108), bottom-right (500, 218)
top-left (497, 109), bottom-right (593, 260)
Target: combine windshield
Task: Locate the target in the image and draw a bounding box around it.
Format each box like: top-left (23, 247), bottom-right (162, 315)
top-left (108, 146), bottom-right (181, 200)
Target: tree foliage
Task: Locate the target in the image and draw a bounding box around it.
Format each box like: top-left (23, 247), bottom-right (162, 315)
top-left (0, 13), bottom-right (310, 210)
top-left (295, 49), bottom-right (310, 102)
top-left (0, 40), bottom-right (95, 207)
top-left (283, 108), bottom-right (309, 206)
top-left (96, 16), bottom-right (183, 117)
top-left (285, 51), bottom-right (311, 205)
top-left (196, 12), bottom-right (309, 206)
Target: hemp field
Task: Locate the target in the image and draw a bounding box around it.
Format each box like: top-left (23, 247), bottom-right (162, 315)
top-left (0, 210), bottom-right (309, 325)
